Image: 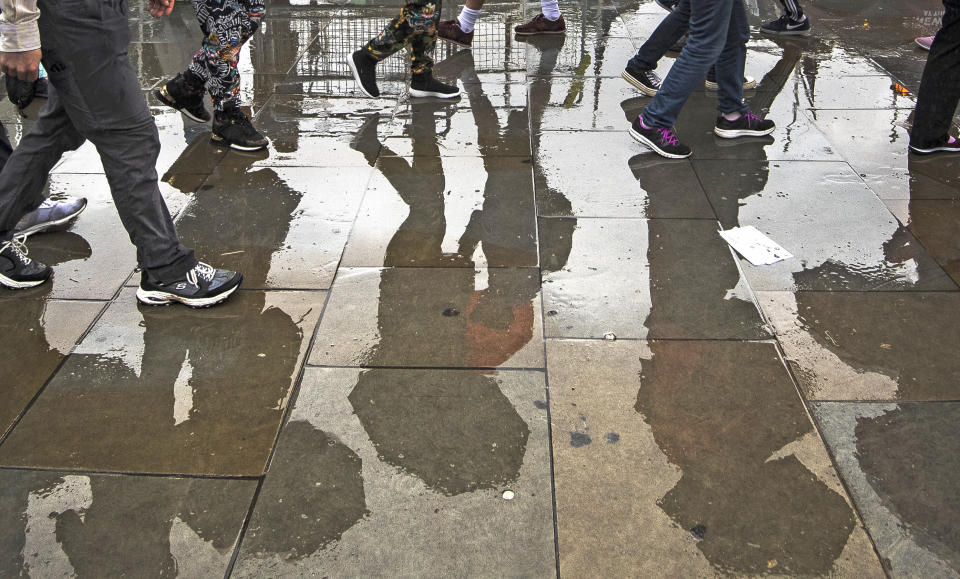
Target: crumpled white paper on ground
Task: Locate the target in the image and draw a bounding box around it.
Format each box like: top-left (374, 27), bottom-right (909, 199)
top-left (719, 225), bottom-right (793, 266)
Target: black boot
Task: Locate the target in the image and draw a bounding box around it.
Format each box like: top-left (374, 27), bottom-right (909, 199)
top-left (155, 71), bottom-right (211, 123)
top-left (348, 49), bottom-right (380, 98)
top-left (409, 73), bottom-right (461, 99)
top-left (212, 104), bottom-right (269, 151)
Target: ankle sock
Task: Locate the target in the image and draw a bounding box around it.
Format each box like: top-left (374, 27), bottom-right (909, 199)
top-left (458, 6), bottom-right (482, 33)
top-left (541, 0), bottom-right (561, 20)
top-left (723, 111), bottom-right (742, 121)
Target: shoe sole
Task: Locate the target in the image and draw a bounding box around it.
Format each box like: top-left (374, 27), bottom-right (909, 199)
top-left (621, 71), bottom-right (658, 96)
top-left (409, 88), bottom-right (462, 99)
top-left (714, 126), bottom-right (776, 139)
top-left (136, 277), bottom-right (242, 308)
top-left (629, 126), bottom-right (691, 159)
top-left (760, 28), bottom-right (811, 36)
top-left (909, 145), bottom-right (960, 154)
top-left (16, 199), bottom-right (88, 238)
top-left (0, 271), bottom-right (48, 289)
top-left (704, 80), bottom-right (757, 90)
top-left (347, 55), bottom-right (379, 98)
top-left (154, 87), bottom-right (210, 123)
top-left (210, 134), bottom-right (269, 152)
top-left (915, 39), bottom-right (932, 50)
top-left (515, 29), bottom-right (566, 36)
top-left (439, 36), bottom-right (473, 48)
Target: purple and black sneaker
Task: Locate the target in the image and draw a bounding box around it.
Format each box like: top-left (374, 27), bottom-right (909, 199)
top-left (629, 115), bottom-right (691, 158)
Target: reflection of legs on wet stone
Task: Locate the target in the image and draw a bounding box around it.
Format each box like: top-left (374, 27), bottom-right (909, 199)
top-left (349, 1), bottom-right (461, 99)
top-left (0, 0), bottom-right (242, 306)
top-left (910, 0), bottom-right (960, 154)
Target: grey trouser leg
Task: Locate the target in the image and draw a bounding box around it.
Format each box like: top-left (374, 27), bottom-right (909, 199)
top-left (0, 89), bottom-right (85, 236)
top-left (0, 0), bottom-right (197, 282)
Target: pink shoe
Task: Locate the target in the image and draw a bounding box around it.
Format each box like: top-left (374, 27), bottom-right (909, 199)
top-left (915, 35), bottom-right (935, 50)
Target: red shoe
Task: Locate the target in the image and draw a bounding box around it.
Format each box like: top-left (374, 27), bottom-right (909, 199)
top-left (514, 13), bottom-right (566, 36)
top-left (438, 19), bottom-right (474, 47)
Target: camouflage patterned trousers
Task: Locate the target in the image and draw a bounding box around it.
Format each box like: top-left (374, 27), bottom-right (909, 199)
top-left (364, 1), bottom-right (441, 75)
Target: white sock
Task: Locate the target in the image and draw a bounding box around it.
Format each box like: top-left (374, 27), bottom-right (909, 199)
top-left (458, 6), bottom-right (482, 32)
top-left (541, 0), bottom-right (561, 20)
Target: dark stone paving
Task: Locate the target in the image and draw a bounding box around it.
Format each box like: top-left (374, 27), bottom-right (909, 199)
top-left (1, 0), bottom-right (958, 576)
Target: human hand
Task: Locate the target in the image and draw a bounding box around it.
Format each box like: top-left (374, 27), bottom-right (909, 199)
top-left (147, 0), bottom-right (175, 18)
top-left (0, 49), bottom-right (42, 82)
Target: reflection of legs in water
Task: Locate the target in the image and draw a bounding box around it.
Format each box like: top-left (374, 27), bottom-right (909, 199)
top-left (348, 1), bottom-right (461, 100)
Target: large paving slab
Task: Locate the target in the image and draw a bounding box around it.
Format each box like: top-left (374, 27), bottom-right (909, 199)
top-left (0, 470), bottom-right (255, 577)
top-left (0, 289), bottom-right (323, 476)
top-left (812, 402), bottom-right (960, 577)
top-left (232, 367), bottom-right (554, 576)
top-left (547, 339), bottom-right (884, 577)
top-left (759, 291), bottom-right (960, 401)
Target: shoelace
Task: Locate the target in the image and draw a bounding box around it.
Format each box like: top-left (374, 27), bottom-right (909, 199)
top-left (0, 235), bottom-right (32, 266)
top-left (744, 110), bottom-right (762, 127)
top-left (658, 127), bottom-right (680, 147)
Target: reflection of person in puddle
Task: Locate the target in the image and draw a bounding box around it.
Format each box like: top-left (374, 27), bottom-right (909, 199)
top-left (631, 40), bottom-right (858, 573)
top-left (342, 46), bottom-right (572, 496)
top-left (0, 471), bottom-right (244, 576)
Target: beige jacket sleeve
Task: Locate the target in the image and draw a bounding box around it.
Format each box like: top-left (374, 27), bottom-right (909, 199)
top-left (0, 0), bottom-right (42, 52)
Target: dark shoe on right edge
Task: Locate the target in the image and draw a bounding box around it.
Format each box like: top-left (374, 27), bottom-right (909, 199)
top-left (629, 116), bottom-right (691, 159)
top-left (137, 262), bottom-right (242, 308)
top-left (212, 105), bottom-right (269, 151)
top-left (438, 19), bottom-right (475, 47)
top-left (348, 49), bottom-right (381, 98)
top-left (515, 13), bottom-right (566, 35)
top-left (155, 71), bottom-right (211, 123)
top-left (0, 235), bottom-right (51, 289)
top-left (622, 66), bottom-right (662, 96)
top-left (910, 137), bottom-right (960, 155)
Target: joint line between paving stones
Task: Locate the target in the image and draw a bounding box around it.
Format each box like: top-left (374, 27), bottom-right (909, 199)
top-left (225, 477), bottom-right (266, 578)
top-left (0, 281), bottom-right (120, 446)
top-left (304, 363), bottom-right (547, 372)
top-left (0, 464), bottom-right (262, 480)
top-left (526, 65), bottom-right (562, 578)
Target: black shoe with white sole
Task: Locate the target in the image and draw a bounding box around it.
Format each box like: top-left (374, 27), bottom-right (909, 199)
top-left (629, 116), bottom-right (691, 159)
top-left (622, 66), bottom-right (662, 96)
top-left (410, 74), bottom-right (461, 99)
top-left (155, 71), bottom-right (211, 123)
top-left (714, 110), bottom-right (776, 138)
top-left (212, 105), bottom-right (269, 151)
top-left (0, 235), bottom-right (51, 289)
top-left (349, 49), bottom-right (381, 98)
top-left (909, 137), bottom-right (960, 155)
top-left (14, 196), bottom-right (87, 237)
top-left (137, 262), bottom-right (242, 308)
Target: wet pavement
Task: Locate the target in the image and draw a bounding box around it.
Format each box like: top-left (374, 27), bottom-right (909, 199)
top-left (1, 0), bottom-right (958, 576)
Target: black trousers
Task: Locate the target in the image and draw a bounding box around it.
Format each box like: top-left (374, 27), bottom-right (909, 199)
top-left (0, 0), bottom-right (196, 282)
top-left (912, 0), bottom-right (960, 148)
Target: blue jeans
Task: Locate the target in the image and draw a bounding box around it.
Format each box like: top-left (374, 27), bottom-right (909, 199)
top-left (627, 0), bottom-right (691, 71)
top-left (642, 0), bottom-right (749, 128)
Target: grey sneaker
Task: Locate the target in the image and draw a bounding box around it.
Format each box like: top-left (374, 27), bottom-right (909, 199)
top-left (14, 196), bottom-right (87, 237)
